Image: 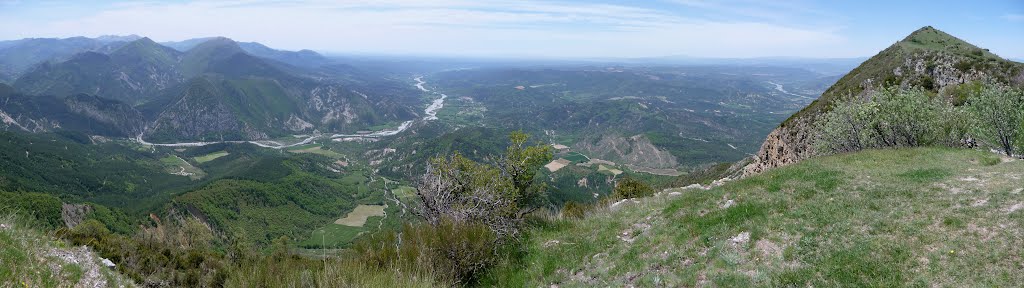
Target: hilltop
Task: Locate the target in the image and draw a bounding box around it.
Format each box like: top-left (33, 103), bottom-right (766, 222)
top-left (745, 26), bottom-right (1024, 174)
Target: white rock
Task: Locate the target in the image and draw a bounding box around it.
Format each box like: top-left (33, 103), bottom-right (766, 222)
top-left (730, 231), bottom-right (750, 245)
top-left (101, 258), bottom-right (115, 267)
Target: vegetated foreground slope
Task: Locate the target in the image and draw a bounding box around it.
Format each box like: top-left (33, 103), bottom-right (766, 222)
top-left (746, 26), bottom-right (1024, 174)
top-left (0, 214), bottom-right (134, 287)
top-left (488, 148), bottom-right (1024, 287)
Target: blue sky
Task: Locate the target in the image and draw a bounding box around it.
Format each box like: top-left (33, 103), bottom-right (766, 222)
top-left (1, 0), bottom-right (1021, 59)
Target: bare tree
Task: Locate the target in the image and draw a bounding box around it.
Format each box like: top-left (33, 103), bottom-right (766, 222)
top-left (414, 132), bottom-right (552, 240)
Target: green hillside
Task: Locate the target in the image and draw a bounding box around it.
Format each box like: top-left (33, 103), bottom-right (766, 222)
top-left (786, 26), bottom-right (1022, 126)
top-left (486, 148), bottom-right (1024, 286)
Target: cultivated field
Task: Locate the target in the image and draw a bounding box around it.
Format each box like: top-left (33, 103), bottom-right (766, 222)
top-left (288, 145), bottom-right (346, 159)
top-left (545, 159), bottom-right (572, 172)
top-left (335, 205), bottom-right (387, 227)
top-left (193, 151), bottom-right (229, 163)
top-left (159, 155), bottom-right (205, 180)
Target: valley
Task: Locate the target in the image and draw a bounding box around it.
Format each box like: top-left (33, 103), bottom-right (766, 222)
top-left (0, 17), bottom-right (1021, 287)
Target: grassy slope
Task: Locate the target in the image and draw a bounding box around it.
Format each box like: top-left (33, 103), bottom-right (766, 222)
top-left (0, 214), bottom-right (134, 287)
top-left (488, 148), bottom-right (1024, 286)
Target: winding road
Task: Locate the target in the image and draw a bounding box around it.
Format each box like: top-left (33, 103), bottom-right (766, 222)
top-left (135, 76), bottom-right (446, 147)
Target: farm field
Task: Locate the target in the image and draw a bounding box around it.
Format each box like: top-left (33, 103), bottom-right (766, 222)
top-left (193, 151), bottom-right (229, 163)
top-left (288, 145), bottom-right (346, 159)
top-left (159, 155), bottom-right (206, 180)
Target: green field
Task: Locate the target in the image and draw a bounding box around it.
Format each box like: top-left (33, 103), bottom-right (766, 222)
top-left (288, 145), bottom-right (346, 159)
top-left (561, 152), bottom-right (590, 163)
top-left (159, 155), bottom-right (206, 180)
top-left (193, 151), bottom-right (229, 163)
top-left (392, 185), bottom-right (417, 201)
top-left (486, 148), bottom-right (1024, 287)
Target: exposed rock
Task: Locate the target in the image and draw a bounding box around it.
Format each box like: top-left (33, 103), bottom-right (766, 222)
top-left (61, 203), bottom-right (93, 229)
top-left (575, 134), bottom-right (678, 170)
top-left (730, 231), bottom-right (750, 245)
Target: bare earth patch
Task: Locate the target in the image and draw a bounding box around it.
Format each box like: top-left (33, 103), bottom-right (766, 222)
top-left (334, 205), bottom-right (387, 227)
top-left (545, 158), bottom-right (572, 172)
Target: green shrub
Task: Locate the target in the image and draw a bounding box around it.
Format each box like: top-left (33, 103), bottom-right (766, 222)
top-left (612, 177), bottom-right (655, 199)
top-left (815, 87), bottom-right (967, 154)
top-left (967, 84), bottom-right (1024, 156)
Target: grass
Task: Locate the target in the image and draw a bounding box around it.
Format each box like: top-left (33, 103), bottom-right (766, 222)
top-left (0, 214), bottom-right (133, 287)
top-left (159, 155), bottom-right (206, 180)
top-left (300, 222), bottom-right (376, 248)
top-left (561, 152), bottom-right (590, 163)
top-left (392, 186), bottom-right (417, 202)
top-left (193, 151), bottom-right (229, 163)
top-left (484, 148), bottom-right (1024, 287)
top-left (299, 203), bottom-right (400, 249)
top-left (597, 164), bottom-right (623, 175)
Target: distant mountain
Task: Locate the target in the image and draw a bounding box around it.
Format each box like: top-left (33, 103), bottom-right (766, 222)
top-left (237, 42), bottom-right (330, 68)
top-left (0, 36), bottom-right (141, 83)
top-left (631, 56), bottom-right (867, 76)
top-left (0, 83), bottom-right (145, 136)
top-left (745, 26), bottom-right (1024, 174)
top-left (11, 36), bottom-right (417, 141)
top-left (164, 37), bottom-right (331, 68)
top-left (14, 37), bottom-right (184, 104)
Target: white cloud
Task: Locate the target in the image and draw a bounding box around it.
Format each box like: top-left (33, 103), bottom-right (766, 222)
top-left (1004, 13), bottom-right (1024, 22)
top-left (0, 0), bottom-right (852, 58)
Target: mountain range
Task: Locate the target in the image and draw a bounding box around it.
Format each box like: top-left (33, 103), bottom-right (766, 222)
top-left (0, 36), bottom-right (419, 141)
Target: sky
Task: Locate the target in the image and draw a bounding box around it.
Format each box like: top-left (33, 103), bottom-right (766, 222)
top-left (1, 0), bottom-right (1021, 59)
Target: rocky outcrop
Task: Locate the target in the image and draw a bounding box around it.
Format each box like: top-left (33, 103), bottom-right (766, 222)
top-left (576, 134), bottom-right (678, 170)
top-left (744, 116), bottom-right (816, 175)
top-left (61, 203), bottom-right (92, 229)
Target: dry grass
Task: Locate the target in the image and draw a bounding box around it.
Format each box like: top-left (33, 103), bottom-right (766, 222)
top-left (335, 205), bottom-right (387, 227)
top-left (545, 159), bottom-right (571, 172)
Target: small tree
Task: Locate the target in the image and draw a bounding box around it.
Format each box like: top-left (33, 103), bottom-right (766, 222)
top-left (612, 177), bottom-right (654, 199)
top-left (968, 84), bottom-right (1024, 156)
top-left (815, 87), bottom-right (957, 154)
top-left (415, 132), bottom-right (552, 240)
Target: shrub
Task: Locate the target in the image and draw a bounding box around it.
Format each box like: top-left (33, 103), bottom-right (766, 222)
top-left (353, 220), bottom-right (498, 285)
top-left (967, 84), bottom-right (1024, 156)
top-left (416, 132), bottom-right (552, 240)
top-left (815, 87), bottom-right (964, 154)
top-left (560, 201), bottom-right (586, 219)
top-left (613, 177), bottom-right (655, 199)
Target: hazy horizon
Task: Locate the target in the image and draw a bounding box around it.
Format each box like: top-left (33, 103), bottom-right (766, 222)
top-left (1, 0), bottom-right (1022, 59)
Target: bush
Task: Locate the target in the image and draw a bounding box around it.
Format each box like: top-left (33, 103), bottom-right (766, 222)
top-left (815, 87), bottom-right (965, 154)
top-left (560, 201), bottom-right (586, 219)
top-left (416, 132), bottom-right (552, 240)
top-left (613, 177), bottom-right (655, 199)
top-left (353, 220), bottom-right (498, 285)
top-left (967, 84), bottom-right (1024, 156)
